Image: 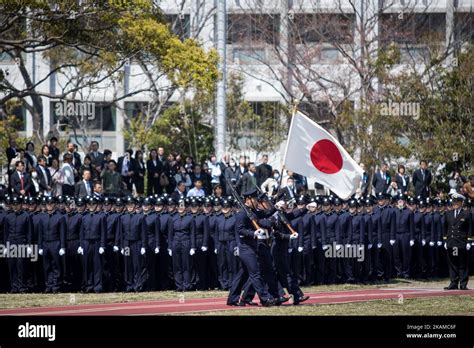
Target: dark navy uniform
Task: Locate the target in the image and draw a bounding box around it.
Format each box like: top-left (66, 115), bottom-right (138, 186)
top-left (118, 208), bottom-right (147, 292)
top-left (393, 205), bottom-right (414, 279)
top-left (157, 206), bottom-right (173, 290)
top-left (374, 202), bottom-right (395, 281)
top-left (350, 207), bottom-right (366, 282)
top-left (206, 209), bottom-right (220, 289)
top-left (422, 210), bottom-right (435, 278)
top-left (38, 210), bottom-right (66, 292)
top-left (80, 208), bottom-right (106, 292)
top-left (443, 201), bottom-right (472, 289)
top-left (143, 207), bottom-right (160, 291)
top-left (312, 209), bottom-right (327, 285)
top-left (169, 211), bottom-right (196, 291)
top-left (64, 208), bottom-right (83, 291)
top-left (297, 210), bottom-right (314, 285)
top-left (4, 206), bottom-right (32, 293)
top-left (193, 211), bottom-right (210, 290)
top-left (215, 212), bottom-right (237, 290)
top-left (104, 206), bottom-right (121, 292)
top-left (321, 209), bottom-right (339, 284)
top-left (337, 208), bottom-right (353, 283)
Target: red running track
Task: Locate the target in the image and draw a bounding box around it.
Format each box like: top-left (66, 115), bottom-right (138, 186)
top-left (0, 288), bottom-right (472, 316)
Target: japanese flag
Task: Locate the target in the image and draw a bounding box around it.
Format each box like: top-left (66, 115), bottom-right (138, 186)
top-left (283, 111), bottom-right (363, 200)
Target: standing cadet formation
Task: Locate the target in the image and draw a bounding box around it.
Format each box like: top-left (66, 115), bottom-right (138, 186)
top-left (0, 191), bottom-right (473, 306)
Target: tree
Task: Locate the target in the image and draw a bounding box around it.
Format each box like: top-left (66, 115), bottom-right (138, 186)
top-left (0, 0), bottom-right (218, 150)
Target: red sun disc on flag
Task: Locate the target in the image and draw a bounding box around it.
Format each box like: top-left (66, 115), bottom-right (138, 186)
top-left (310, 139), bottom-right (343, 174)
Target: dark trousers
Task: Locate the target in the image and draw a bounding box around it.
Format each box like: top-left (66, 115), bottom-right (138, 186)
top-left (172, 239), bottom-right (193, 291)
top-left (228, 243), bottom-right (272, 304)
top-left (42, 240), bottom-right (61, 292)
top-left (124, 240), bottom-right (146, 292)
top-left (271, 242), bottom-right (302, 298)
top-left (157, 241), bottom-right (173, 290)
top-left (143, 243), bottom-right (158, 291)
top-left (0, 256), bottom-right (11, 292)
top-left (217, 240), bottom-right (238, 290)
top-left (302, 239), bottom-right (314, 285)
top-left (104, 242), bottom-right (121, 292)
top-left (410, 239), bottom-right (423, 278)
top-left (393, 234), bottom-right (411, 278)
top-left (256, 242), bottom-right (280, 299)
top-left (324, 249), bottom-right (337, 284)
top-left (193, 244), bottom-right (209, 290)
top-left (133, 177), bottom-right (144, 195)
top-left (207, 236), bottom-right (219, 289)
top-left (313, 242), bottom-right (326, 285)
top-left (82, 239), bottom-right (103, 293)
top-left (7, 251), bottom-right (28, 293)
top-left (422, 244), bottom-right (435, 278)
top-left (447, 247), bottom-right (469, 289)
top-left (64, 239), bottom-right (82, 291)
top-left (147, 176), bottom-right (160, 195)
top-left (377, 239), bottom-right (393, 280)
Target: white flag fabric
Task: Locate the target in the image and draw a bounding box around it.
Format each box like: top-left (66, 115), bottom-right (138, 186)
top-left (283, 111), bottom-right (363, 200)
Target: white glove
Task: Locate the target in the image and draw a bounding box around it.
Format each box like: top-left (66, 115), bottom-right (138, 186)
top-left (289, 233), bottom-right (298, 240)
top-left (275, 200), bottom-right (285, 210)
top-left (368, 244), bottom-right (373, 249)
top-left (233, 247), bottom-right (239, 256)
top-left (201, 246), bottom-right (208, 252)
top-left (429, 241), bottom-right (435, 247)
top-left (297, 247), bottom-right (303, 253)
top-left (99, 247), bottom-right (105, 254)
top-left (345, 244), bottom-right (352, 248)
top-left (59, 248), bottom-right (65, 256)
top-left (288, 248), bottom-right (293, 253)
top-left (444, 242), bottom-right (447, 250)
top-left (336, 244), bottom-right (342, 251)
top-left (155, 247), bottom-right (160, 254)
top-left (389, 240), bottom-right (395, 246)
top-left (437, 241), bottom-right (442, 247)
top-left (409, 240), bottom-right (414, 247)
top-left (140, 247), bottom-right (146, 255)
top-left (190, 248), bottom-right (196, 256)
top-left (214, 248), bottom-right (217, 254)
top-left (422, 239), bottom-right (426, 246)
top-left (322, 244), bottom-right (330, 250)
top-left (113, 246), bottom-right (119, 252)
top-left (77, 247), bottom-right (83, 255)
top-left (467, 243), bottom-right (472, 251)
top-left (256, 231), bottom-right (268, 240)
top-left (377, 243), bottom-right (382, 249)
top-left (27, 247), bottom-right (33, 256)
top-left (312, 246), bottom-right (316, 250)
top-left (39, 249), bottom-right (44, 256)
top-left (254, 228), bottom-right (265, 238)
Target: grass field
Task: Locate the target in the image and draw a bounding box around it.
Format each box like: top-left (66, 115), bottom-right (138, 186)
top-left (0, 278), bottom-right (472, 315)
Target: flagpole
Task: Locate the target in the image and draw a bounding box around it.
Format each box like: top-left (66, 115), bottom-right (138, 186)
top-left (279, 99), bottom-right (299, 190)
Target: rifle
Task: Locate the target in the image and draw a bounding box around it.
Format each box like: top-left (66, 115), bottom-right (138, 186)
top-left (255, 186), bottom-right (298, 237)
top-left (223, 175), bottom-right (261, 233)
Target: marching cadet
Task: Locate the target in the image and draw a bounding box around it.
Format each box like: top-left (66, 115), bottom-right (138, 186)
top-left (190, 198), bottom-right (210, 290)
top-left (103, 197), bottom-right (121, 292)
top-left (348, 198), bottom-right (366, 283)
top-left (155, 197), bottom-right (173, 290)
top-left (312, 196), bottom-right (327, 285)
top-left (214, 198), bottom-right (237, 290)
top-left (38, 196), bottom-right (66, 293)
top-left (227, 188), bottom-right (276, 307)
top-left (288, 196), bottom-right (306, 285)
top-left (117, 196), bottom-right (147, 292)
top-left (443, 194), bottom-right (471, 290)
top-left (169, 197), bottom-right (196, 291)
top-left (374, 193), bottom-right (395, 282)
top-left (79, 196), bottom-right (106, 293)
top-left (321, 196), bottom-right (338, 284)
top-left (3, 196), bottom-right (32, 293)
top-left (142, 196), bottom-right (160, 291)
top-left (393, 195), bottom-right (414, 279)
top-left (64, 197), bottom-right (84, 291)
top-left (422, 198), bottom-right (436, 278)
top-left (203, 198), bottom-right (219, 289)
top-left (271, 199), bottom-right (309, 305)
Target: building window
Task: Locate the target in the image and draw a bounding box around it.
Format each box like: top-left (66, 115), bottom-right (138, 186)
top-left (227, 14), bottom-right (280, 45)
top-left (51, 101), bottom-right (116, 132)
top-left (166, 14), bottom-right (191, 39)
top-left (291, 14), bottom-right (354, 45)
top-left (454, 13), bottom-right (474, 45)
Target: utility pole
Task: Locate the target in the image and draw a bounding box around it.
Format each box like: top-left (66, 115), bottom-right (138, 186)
top-left (215, 0), bottom-right (227, 159)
